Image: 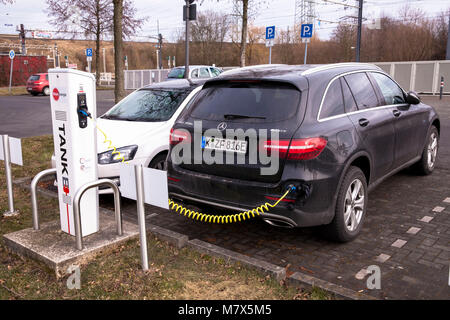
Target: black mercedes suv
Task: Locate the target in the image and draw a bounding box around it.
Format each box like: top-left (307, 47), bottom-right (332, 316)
top-left (166, 63), bottom-right (440, 242)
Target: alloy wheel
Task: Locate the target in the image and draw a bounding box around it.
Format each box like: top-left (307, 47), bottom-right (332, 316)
top-left (343, 178), bottom-right (365, 232)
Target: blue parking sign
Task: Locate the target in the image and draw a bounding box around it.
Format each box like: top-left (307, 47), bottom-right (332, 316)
top-left (266, 26), bottom-right (275, 40)
top-left (86, 48), bottom-right (93, 57)
top-left (301, 24), bottom-right (313, 38)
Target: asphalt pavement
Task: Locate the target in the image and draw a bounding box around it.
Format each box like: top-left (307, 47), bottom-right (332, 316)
top-left (0, 90), bottom-right (116, 138)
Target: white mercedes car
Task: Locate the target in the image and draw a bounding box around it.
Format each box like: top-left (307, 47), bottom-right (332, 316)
top-left (51, 79), bottom-right (205, 193)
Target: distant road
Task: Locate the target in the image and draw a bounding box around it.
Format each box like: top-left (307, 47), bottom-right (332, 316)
top-left (0, 90), bottom-right (116, 138)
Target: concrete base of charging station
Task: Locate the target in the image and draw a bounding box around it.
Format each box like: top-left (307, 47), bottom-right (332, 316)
top-left (3, 210), bottom-right (139, 278)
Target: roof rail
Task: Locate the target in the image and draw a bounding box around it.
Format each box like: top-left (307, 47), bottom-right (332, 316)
top-left (301, 63), bottom-right (379, 76)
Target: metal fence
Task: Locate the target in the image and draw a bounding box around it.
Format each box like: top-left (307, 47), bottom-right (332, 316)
top-left (374, 60), bottom-right (450, 94)
top-left (123, 61), bottom-right (450, 94)
top-left (124, 69), bottom-right (170, 90)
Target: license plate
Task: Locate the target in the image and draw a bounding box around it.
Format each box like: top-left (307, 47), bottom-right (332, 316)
top-left (27, 87), bottom-right (32, 91)
top-left (202, 136), bottom-right (247, 154)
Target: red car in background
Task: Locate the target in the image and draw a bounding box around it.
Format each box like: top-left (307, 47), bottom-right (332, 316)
top-left (26, 73), bottom-right (49, 96)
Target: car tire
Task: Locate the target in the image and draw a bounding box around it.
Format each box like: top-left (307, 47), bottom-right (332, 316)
top-left (43, 87), bottom-right (50, 96)
top-left (413, 126), bottom-right (439, 175)
top-left (148, 153), bottom-right (167, 171)
top-left (324, 166), bottom-right (368, 242)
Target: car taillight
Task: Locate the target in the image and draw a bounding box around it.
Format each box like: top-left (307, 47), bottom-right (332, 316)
top-left (263, 137), bottom-right (327, 160)
top-left (170, 128), bottom-right (191, 145)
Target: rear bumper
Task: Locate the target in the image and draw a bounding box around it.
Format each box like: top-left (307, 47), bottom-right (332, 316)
top-left (167, 163), bottom-right (341, 227)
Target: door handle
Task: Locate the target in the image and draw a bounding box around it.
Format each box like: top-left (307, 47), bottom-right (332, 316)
top-left (358, 118), bottom-right (370, 127)
top-left (393, 110), bottom-right (401, 117)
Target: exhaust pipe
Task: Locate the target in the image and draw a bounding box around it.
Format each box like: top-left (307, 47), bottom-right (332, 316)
top-left (263, 218), bottom-right (296, 228)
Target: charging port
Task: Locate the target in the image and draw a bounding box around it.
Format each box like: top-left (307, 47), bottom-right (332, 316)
top-left (77, 93), bottom-right (89, 128)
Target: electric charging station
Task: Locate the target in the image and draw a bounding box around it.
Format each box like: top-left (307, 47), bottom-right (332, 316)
top-left (48, 68), bottom-right (99, 237)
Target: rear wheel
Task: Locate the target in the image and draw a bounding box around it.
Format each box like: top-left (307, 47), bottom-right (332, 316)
top-left (148, 153), bottom-right (167, 171)
top-left (324, 166), bottom-right (367, 242)
top-left (413, 126), bottom-right (438, 175)
top-left (43, 87), bottom-right (50, 96)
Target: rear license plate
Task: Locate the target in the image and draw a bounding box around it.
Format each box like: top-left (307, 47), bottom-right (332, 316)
top-left (202, 136), bottom-right (247, 154)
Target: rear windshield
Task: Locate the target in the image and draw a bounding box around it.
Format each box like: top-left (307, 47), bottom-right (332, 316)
top-left (29, 75), bottom-right (40, 81)
top-left (190, 81), bottom-right (301, 122)
top-left (101, 88), bottom-right (191, 122)
top-left (168, 68), bottom-right (185, 79)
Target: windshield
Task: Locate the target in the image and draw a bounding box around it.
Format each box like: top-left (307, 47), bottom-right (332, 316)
top-left (190, 82), bottom-right (301, 122)
top-left (102, 89), bottom-right (191, 122)
top-left (167, 68), bottom-right (185, 79)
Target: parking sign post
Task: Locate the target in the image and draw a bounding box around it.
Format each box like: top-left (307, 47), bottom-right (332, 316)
top-left (86, 48), bottom-right (93, 73)
top-left (265, 26), bottom-right (275, 64)
top-left (301, 24), bottom-right (313, 64)
top-left (8, 50), bottom-right (15, 95)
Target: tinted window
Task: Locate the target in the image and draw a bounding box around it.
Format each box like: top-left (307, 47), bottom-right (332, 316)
top-left (45, 74), bottom-right (49, 81)
top-left (167, 68), bottom-right (184, 79)
top-left (199, 67), bottom-right (210, 78)
top-left (102, 89), bottom-right (191, 122)
top-left (190, 82), bottom-right (301, 122)
top-left (371, 72), bottom-right (405, 105)
top-left (341, 77), bottom-right (358, 113)
top-left (320, 79), bottom-right (345, 119)
top-left (344, 72), bottom-right (379, 109)
top-left (29, 75), bottom-right (40, 81)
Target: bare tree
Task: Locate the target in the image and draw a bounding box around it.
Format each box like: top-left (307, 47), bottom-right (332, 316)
top-left (46, 0), bottom-right (145, 86)
top-left (190, 11), bottom-right (231, 65)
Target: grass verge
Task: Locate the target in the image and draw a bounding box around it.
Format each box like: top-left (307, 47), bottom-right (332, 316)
top-left (0, 86), bottom-right (28, 96)
top-left (0, 135), bottom-right (331, 300)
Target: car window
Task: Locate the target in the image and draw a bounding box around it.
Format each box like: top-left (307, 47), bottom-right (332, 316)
top-left (320, 79), bottom-right (345, 119)
top-left (191, 68), bottom-right (199, 78)
top-left (210, 67), bottom-right (220, 77)
top-left (199, 67), bottom-right (210, 78)
top-left (29, 75), bottom-right (40, 81)
top-left (344, 72), bottom-right (379, 109)
top-left (167, 68), bottom-right (185, 79)
top-left (340, 77), bottom-right (358, 113)
top-left (102, 88), bottom-right (191, 122)
top-left (45, 74), bottom-right (49, 81)
top-left (370, 72), bottom-right (405, 105)
top-left (190, 82), bottom-right (300, 122)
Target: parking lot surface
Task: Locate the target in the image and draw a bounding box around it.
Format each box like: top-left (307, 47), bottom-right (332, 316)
top-left (0, 90), bottom-right (116, 138)
top-left (98, 96), bottom-right (449, 300)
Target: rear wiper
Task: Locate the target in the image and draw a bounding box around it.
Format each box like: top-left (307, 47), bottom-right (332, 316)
top-left (224, 114), bottom-right (266, 120)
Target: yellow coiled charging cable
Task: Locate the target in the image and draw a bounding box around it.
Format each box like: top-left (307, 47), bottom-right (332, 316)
top-left (168, 187), bottom-right (295, 224)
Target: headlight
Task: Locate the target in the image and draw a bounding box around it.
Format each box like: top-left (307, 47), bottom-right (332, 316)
top-left (98, 145), bottom-right (138, 164)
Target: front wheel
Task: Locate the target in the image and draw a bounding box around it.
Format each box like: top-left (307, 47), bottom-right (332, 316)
top-left (148, 153), bottom-right (167, 171)
top-left (324, 166), bottom-right (368, 242)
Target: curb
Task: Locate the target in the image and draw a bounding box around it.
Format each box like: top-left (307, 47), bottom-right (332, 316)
top-left (187, 239), bottom-right (286, 281)
top-left (287, 272), bottom-right (377, 300)
top-left (14, 176), bottom-right (376, 300)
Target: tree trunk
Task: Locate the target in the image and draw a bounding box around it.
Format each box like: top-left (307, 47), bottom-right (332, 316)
top-left (113, 0), bottom-right (125, 103)
top-left (95, 0), bottom-right (101, 86)
top-left (239, 0), bottom-right (248, 67)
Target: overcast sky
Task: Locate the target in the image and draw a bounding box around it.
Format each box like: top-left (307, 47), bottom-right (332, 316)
top-left (1, 0), bottom-right (449, 42)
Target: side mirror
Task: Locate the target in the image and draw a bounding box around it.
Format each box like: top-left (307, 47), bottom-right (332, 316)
top-left (405, 91), bottom-right (420, 105)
